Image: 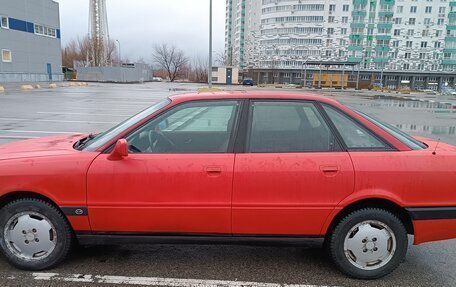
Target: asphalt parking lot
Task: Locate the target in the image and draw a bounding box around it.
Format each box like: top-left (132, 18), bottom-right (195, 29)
top-left (0, 82), bottom-right (455, 287)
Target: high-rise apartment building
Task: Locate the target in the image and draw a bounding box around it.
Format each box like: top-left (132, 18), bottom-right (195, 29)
top-left (226, 0), bottom-right (456, 89)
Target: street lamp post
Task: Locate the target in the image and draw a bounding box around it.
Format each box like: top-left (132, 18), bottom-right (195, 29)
top-left (116, 40), bottom-right (121, 66)
top-left (301, 59), bottom-right (308, 88)
top-left (208, 0), bottom-right (213, 88)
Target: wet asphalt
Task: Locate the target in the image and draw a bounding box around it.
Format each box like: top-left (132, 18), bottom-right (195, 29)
top-left (0, 82), bottom-right (455, 287)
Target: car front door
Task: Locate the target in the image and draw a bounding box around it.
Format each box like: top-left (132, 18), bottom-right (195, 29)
top-left (232, 100), bottom-right (355, 236)
top-left (87, 100), bottom-right (241, 234)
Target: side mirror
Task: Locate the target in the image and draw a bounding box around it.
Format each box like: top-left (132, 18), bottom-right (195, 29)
top-left (108, 139), bottom-right (129, 161)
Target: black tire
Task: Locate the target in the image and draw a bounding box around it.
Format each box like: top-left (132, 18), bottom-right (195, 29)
top-left (0, 198), bottom-right (73, 270)
top-left (327, 208), bottom-right (408, 279)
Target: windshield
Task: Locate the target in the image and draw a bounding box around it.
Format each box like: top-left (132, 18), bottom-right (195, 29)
top-left (357, 111), bottom-right (427, 150)
top-left (82, 98), bottom-right (171, 151)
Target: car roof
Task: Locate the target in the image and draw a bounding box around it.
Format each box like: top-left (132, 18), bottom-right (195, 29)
top-left (169, 91), bottom-right (342, 106)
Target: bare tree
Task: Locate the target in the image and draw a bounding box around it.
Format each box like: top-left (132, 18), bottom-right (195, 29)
top-left (62, 36), bottom-right (117, 68)
top-left (152, 44), bottom-right (189, 82)
top-left (215, 51), bottom-right (230, 66)
top-left (62, 39), bottom-right (81, 68)
top-left (192, 57), bottom-right (209, 83)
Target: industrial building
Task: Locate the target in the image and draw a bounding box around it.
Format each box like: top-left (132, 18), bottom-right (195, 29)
top-left (225, 0), bottom-right (456, 90)
top-left (0, 0), bottom-right (63, 83)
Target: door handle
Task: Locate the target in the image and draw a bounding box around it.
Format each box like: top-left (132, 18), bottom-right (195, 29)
top-left (320, 166), bottom-right (339, 173)
top-left (205, 166), bottom-right (222, 176)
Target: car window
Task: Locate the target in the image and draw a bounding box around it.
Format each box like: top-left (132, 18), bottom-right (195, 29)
top-left (83, 99), bottom-right (171, 151)
top-left (248, 101), bottom-right (337, 153)
top-left (126, 101), bottom-right (239, 153)
top-left (322, 105), bottom-right (389, 150)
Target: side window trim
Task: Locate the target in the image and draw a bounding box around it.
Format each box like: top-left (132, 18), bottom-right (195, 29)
top-left (318, 103), bottom-right (397, 152)
top-left (106, 99), bottom-right (243, 154)
top-left (245, 99), bottom-right (342, 153)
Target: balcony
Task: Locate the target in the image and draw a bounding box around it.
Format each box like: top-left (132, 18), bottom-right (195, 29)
top-left (348, 56), bottom-right (363, 62)
top-left (442, 59), bottom-right (456, 64)
top-left (378, 11), bottom-right (394, 17)
top-left (352, 11), bottom-right (367, 17)
top-left (348, 45), bottom-right (364, 51)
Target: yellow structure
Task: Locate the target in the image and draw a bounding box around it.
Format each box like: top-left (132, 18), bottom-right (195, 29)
top-left (312, 73), bottom-right (348, 88)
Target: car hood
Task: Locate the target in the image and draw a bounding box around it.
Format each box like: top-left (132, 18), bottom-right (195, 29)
top-left (0, 134), bottom-right (87, 160)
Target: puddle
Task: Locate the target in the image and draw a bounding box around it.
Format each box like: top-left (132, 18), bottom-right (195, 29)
top-left (395, 124), bottom-right (456, 136)
top-left (368, 95), bottom-right (456, 113)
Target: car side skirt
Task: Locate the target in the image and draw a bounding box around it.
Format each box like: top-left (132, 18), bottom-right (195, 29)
top-left (407, 207), bottom-right (456, 244)
top-left (76, 232), bottom-right (324, 247)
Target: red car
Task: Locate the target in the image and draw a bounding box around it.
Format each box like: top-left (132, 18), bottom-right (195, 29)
top-left (0, 92), bottom-right (455, 279)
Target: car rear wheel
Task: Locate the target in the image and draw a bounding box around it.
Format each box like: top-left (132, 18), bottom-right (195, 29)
top-left (327, 208), bottom-right (408, 279)
top-left (0, 198), bottom-right (72, 270)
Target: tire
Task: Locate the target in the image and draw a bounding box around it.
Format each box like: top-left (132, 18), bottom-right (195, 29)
top-left (0, 198), bottom-right (73, 270)
top-left (327, 208), bottom-right (408, 279)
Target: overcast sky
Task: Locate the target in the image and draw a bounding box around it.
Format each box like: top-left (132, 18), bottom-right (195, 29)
top-left (56, 0), bottom-right (226, 62)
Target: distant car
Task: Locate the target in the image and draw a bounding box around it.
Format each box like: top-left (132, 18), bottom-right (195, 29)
top-left (152, 77), bottom-right (163, 82)
top-left (242, 78), bottom-right (254, 86)
top-left (0, 92), bottom-right (455, 280)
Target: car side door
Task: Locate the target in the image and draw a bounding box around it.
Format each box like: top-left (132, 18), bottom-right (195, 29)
top-left (87, 100), bottom-right (241, 234)
top-left (232, 100), bottom-right (355, 236)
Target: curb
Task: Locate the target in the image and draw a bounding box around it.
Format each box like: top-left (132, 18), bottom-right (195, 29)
top-left (21, 85), bottom-right (34, 91)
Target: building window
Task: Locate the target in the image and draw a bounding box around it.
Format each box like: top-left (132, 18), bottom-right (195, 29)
top-left (410, 6), bottom-right (417, 13)
top-left (405, 52), bottom-right (411, 59)
top-left (406, 41), bottom-right (413, 48)
top-left (407, 29), bottom-right (414, 36)
top-left (394, 18), bottom-right (402, 24)
top-left (392, 40), bottom-right (400, 47)
top-left (424, 18), bottom-right (431, 25)
top-left (327, 28), bottom-right (334, 35)
top-left (403, 63), bottom-right (410, 70)
top-left (434, 41), bottom-right (441, 48)
top-left (343, 5), bottom-right (349, 12)
top-left (422, 30), bottom-right (429, 37)
top-left (34, 24), bottom-right (57, 38)
top-left (394, 29), bottom-right (401, 36)
top-left (425, 6), bottom-right (432, 13)
top-left (2, 49), bottom-right (12, 62)
top-left (328, 16), bottom-right (335, 23)
top-left (437, 18), bottom-right (444, 25)
top-left (396, 6), bottom-right (403, 13)
top-left (1, 16), bottom-right (8, 29)
top-left (341, 28), bottom-right (347, 35)
top-left (342, 16), bottom-right (348, 23)
top-left (419, 52), bottom-right (427, 59)
top-left (211, 77), bottom-right (218, 82)
top-left (409, 18), bottom-right (416, 25)
top-left (329, 4), bottom-right (336, 12)
top-left (436, 30), bottom-right (442, 37)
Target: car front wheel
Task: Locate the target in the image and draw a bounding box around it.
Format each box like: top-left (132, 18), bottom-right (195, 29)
top-left (0, 198), bottom-right (73, 270)
top-left (327, 208), bottom-right (408, 279)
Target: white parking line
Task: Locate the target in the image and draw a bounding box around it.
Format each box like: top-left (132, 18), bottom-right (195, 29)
top-left (32, 273), bottom-right (338, 287)
top-left (0, 117), bottom-right (118, 124)
top-left (0, 130), bottom-right (82, 134)
top-left (37, 112), bottom-right (130, 117)
top-left (0, 135), bottom-right (39, 139)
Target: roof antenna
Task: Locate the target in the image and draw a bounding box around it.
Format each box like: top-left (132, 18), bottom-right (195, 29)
top-left (432, 139), bottom-right (441, 155)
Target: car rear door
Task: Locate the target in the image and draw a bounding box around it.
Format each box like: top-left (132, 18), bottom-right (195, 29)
top-left (232, 100), bottom-right (355, 236)
top-left (87, 100), bottom-right (241, 234)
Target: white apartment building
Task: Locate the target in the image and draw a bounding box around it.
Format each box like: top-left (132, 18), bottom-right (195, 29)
top-left (225, 0), bottom-right (456, 89)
